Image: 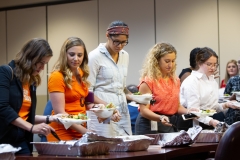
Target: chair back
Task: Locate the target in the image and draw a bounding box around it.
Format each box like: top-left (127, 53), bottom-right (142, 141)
top-left (40, 100), bottom-right (53, 142)
top-left (215, 121), bottom-right (240, 160)
top-left (43, 100), bottom-right (53, 115)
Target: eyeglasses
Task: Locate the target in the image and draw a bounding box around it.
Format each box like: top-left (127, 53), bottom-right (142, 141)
top-left (109, 36), bottom-right (128, 46)
top-left (204, 62), bottom-right (219, 68)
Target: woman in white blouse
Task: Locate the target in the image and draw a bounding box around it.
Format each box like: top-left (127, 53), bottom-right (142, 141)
top-left (180, 47), bottom-right (237, 128)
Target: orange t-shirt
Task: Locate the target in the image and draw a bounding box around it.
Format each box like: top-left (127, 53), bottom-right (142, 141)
top-left (47, 69), bottom-right (88, 141)
top-left (19, 84), bottom-right (31, 120)
top-left (140, 77), bottom-right (180, 115)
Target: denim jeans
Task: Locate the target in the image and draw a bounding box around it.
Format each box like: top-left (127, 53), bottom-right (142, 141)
top-left (6, 127), bottom-right (31, 155)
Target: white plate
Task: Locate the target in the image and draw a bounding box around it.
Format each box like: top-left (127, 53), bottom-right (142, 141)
top-left (89, 108), bottom-right (115, 119)
top-left (57, 118), bottom-right (88, 124)
top-left (231, 92), bottom-right (240, 95)
top-left (220, 95), bottom-right (231, 98)
top-left (90, 108), bottom-right (116, 111)
top-left (128, 94), bottom-right (152, 104)
top-left (191, 110), bottom-right (216, 117)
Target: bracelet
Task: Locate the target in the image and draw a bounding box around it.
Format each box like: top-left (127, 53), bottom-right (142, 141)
top-left (30, 125), bottom-right (34, 133)
top-left (46, 115), bottom-right (50, 124)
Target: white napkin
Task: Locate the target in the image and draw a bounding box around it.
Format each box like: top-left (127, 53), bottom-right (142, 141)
top-left (128, 94), bottom-right (152, 104)
top-left (58, 118), bottom-right (88, 129)
top-left (0, 144), bottom-right (21, 154)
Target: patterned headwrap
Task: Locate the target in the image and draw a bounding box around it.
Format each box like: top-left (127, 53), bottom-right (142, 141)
top-left (107, 26), bottom-right (129, 35)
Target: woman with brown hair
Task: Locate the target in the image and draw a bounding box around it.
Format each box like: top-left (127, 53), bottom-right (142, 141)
top-left (0, 38), bottom-right (56, 155)
top-left (180, 47), bottom-right (238, 128)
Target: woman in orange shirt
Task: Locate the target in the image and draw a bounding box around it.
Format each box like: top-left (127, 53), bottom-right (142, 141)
top-left (47, 37), bottom-right (90, 141)
top-left (135, 43), bottom-right (195, 134)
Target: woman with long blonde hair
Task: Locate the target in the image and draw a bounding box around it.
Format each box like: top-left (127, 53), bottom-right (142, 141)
top-left (47, 37), bottom-right (91, 141)
top-left (220, 59), bottom-right (238, 88)
top-left (135, 42), bottom-right (191, 134)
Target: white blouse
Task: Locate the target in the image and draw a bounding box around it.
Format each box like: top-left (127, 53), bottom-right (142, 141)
top-left (180, 70), bottom-right (223, 125)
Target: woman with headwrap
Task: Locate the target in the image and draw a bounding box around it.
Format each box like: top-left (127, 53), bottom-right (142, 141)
top-left (87, 20), bottom-right (132, 137)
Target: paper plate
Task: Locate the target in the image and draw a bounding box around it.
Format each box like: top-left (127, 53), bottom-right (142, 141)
top-left (191, 110), bottom-right (216, 117)
top-left (128, 94), bottom-right (152, 104)
top-left (89, 108), bottom-right (115, 119)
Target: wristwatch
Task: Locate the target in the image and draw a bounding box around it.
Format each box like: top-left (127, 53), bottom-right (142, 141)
top-left (46, 115), bottom-right (50, 124)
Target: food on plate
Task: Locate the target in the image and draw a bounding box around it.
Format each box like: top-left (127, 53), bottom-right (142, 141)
top-left (133, 92), bottom-right (141, 95)
top-left (201, 109), bottom-right (216, 114)
top-left (105, 103), bottom-right (116, 109)
top-left (61, 113), bottom-right (87, 120)
top-left (224, 94), bottom-right (230, 96)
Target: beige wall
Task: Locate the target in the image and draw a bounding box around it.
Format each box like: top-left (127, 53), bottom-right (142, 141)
top-left (47, 0), bottom-right (98, 72)
top-left (0, 0), bottom-right (240, 113)
top-left (219, 0), bottom-right (240, 81)
top-left (156, 0), bottom-right (219, 81)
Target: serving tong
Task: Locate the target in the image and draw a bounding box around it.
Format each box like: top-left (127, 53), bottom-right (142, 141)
top-left (166, 122), bottom-right (179, 132)
top-left (51, 130), bottom-right (61, 141)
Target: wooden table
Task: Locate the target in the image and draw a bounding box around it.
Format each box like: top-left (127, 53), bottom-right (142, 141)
top-left (16, 143), bottom-right (218, 160)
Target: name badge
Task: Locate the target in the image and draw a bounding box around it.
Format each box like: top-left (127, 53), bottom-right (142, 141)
top-left (151, 121), bottom-right (158, 131)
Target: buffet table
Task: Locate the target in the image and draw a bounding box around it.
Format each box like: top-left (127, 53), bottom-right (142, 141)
top-left (16, 143), bottom-right (218, 160)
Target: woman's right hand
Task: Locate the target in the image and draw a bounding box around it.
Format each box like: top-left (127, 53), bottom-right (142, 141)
top-left (209, 119), bottom-right (219, 127)
top-left (31, 123), bottom-right (54, 136)
top-left (111, 109), bottom-right (121, 122)
top-left (160, 115), bottom-right (172, 126)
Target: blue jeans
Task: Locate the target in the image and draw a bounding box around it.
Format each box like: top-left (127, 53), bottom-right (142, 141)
top-left (8, 128), bottom-right (31, 155)
top-left (12, 141), bottom-right (31, 155)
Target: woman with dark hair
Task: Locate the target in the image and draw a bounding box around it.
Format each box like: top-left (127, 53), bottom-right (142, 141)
top-left (180, 47), bottom-right (238, 128)
top-left (0, 38), bottom-right (56, 155)
top-left (179, 47), bottom-right (200, 84)
top-left (47, 37), bottom-right (91, 141)
top-left (87, 20), bottom-right (132, 137)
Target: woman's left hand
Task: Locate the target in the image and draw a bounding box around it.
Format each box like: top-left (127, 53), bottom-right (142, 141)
top-left (188, 107), bottom-right (199, 113)
top-left (50, 114), bottom-right (69, 124)
top-left (226, 101), bottom-right (240, 109)
top-left (111, 109), bottom-right (121, 122)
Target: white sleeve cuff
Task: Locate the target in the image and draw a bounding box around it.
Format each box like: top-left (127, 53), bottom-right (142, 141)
top-left (197, 116), bottom-right (213, 126)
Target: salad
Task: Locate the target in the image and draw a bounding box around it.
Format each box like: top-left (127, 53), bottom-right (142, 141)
top-left (105, 102), bottom-right (116, 109)
top-left (201, 109), bottom-right (216, 114)
top-left (61, 113), bottom-right (87, 120)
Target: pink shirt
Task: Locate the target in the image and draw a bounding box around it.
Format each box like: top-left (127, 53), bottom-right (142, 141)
top-left (140, 77), bottom-right (180, 115)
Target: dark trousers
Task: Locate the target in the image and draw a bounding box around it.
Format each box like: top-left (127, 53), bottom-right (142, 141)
top-left (135, 114), bottom-right (175, 135)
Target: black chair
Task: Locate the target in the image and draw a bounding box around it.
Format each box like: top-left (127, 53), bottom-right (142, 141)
top-left (215, 121), bottom-right (240, 160)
